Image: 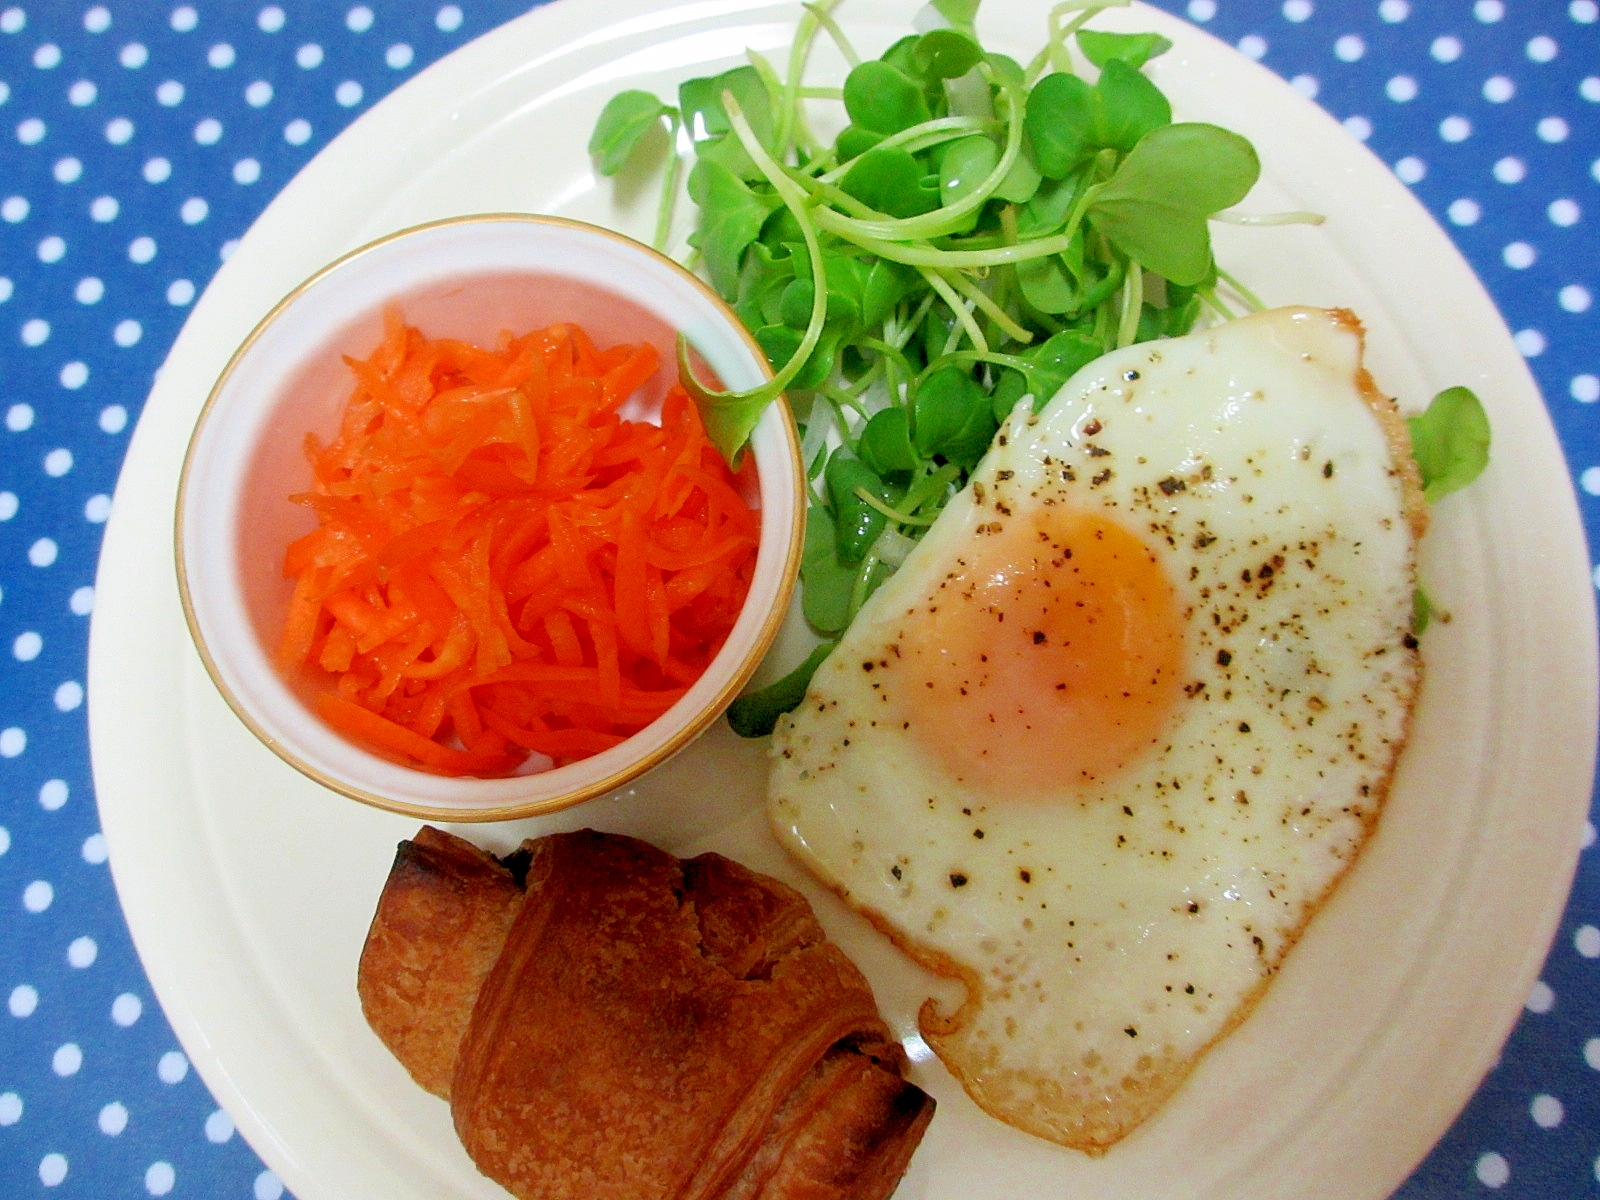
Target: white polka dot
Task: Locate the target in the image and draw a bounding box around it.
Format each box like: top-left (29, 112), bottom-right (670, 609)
top-left (1575, 0), bottom-right (1599, 21)
top-left (1493, 155), bottom-right (1527, 183)
top-left (52, 1043), bottom-right (81, 1076)
top-left (2, 195), bottom-right (28, 222)
top-left (1562, 285), bottom-right (1593, 312)
top-left (1592, 158), bottom-right (1600, 185)
top-left (0, 8), bottom-right (23, 34)
top-left (204, 1109), bottom-right (235, 1142)
top-left (1577, 924), bottom-right (1600, 957)
top-left (53, 156), bottom-right (82, 183)
top-left (1586, 1037), bottom-right (1600, 1069)
top-left (386, 42), bottom-right (413, 69)
top-left (1504, 241), bottom-right (1537, 268)
top-left (99, 1102), bottom-right (128, 1136)
top-left (10, 983), bottom-right (39, 1017)
top-left (1514, 328), bottom-right (1546, 357)
top-left (194, 116), bottom-right (222, 144)
top-left (146, 1161), bottom-right (176, 1196)
top-left (1283, 0), bottom-right (1312, 21)
top-left (37, 234), bottom-right (65, 263)
top-left (166, 279), bottom-right (195, 306)
top-left (113, 318), bottom-right (142, 346)
top-left (284, 117), bottom-right (311, 144)
top-left (1237, 34), bottom-right (1268, 59)
top-left (1474, 0), bottom-right (1505, 21)
top-left (1586, 821), bottom-right (1597, 849)
top-left (1476, 1151), bottom-right (1510, 1188)
top-left (23, 878), bottom-right (51, 910)
top-left (0, 827), bottom-right (8, 854)
top-left (100, 404), bottom-right (128, 432)
top-left (112, 992), bottom-right (142, 1025)
top-left (436, 4), bottom-right (464, 32)
top-left (1448, 198), bottom-right (1481, 225)
top-left (1550, 198), bottom-right (1581, 226)
top-left (142, 156), bottom-right (171, 183)
top-left (18, 116), bottom-right (46, 144)
top-left (244, 80), bottom-right (272, 106)
top-left (255, 1170), bottom-right (285, 1200)
top-left (208, 42), bottom-right (235, 69)
top-left (1538, 116), bottom-right (1570, 142)
top-left (157, 1050), bottom-right (189, 1084)
top-left (29, 537), bottom-right (58, 566)
top-left (1395, 156), bottom-right (1426, 184)
top-left (0, 492), bottom-right (16, 519)
top-left (84, 494), bottom-right (111, 522)
top-left (34, 43), bottom-right (62, 69)
top-left (220, 237), bottom-right (240, 260)
top-left (1440, 115), bottom-right (1472, 142)
top-left (335, 79), bottom-right (363, 107)
top-left (1386, 75), bottom-right (1417, 102)
top-left (1290, 74), bottom-right (1319, 99)
top-left (54, 680), bottom-right (83, 711)
top-left (7, 401), bottom-right (34, 429)
top-left (82, 830), bottom-right (108, 863)
top-left (155, 79), bottom-right (182, 106)
top-left (1342, 115), bottom-right (1373, 140)
top-left (14, 631), bottom-right (41, 660)
top-left (21, 319), bottom-right (48, 346)
top-left (1379, 0), bottom-right (1409, 20)
top-left (179, 196), bottom-right (208, 224)
top-left (71, 585), bottom-right (95, 615)
top-left (39, 779), bottom-right (67, 809)
top-left (89, 195), bottom-right (117, 221)
top-left (1334, 34), bottom-right (1366, 62)
top-left (85, 6), bottom-right (111, 32)
top-left (67, 80), bottom-right (96, 107)
top-left (1432, 35), bottom-right (1463, 62)
top-left (170, 6), bottom-right (198, 33)
top-left (129, 235), bottom-right (156, 263)
top-left (259, 6), bottom-right (286, 32)
top-left (44, 445), bottom-right (72, 475)
top-left (296, 42), bottom-right (323, 69)
top-left (105, 115), bottom-right (133, 144)
top-left (59, 361), bottom-right (88, 389)
top-left (1583, 77), bottom-right (1600, 102)
top-left (39, 1153), bottom-right (68, 1187)
top-left (120, 43), bottom-right (148, 69)
top-left (1483, 75), bottom-right (1515, 102)
top-left (0, 278), bottom-right (9, 302)
top-left (347, 5), bottom-right (374, 32)
top-left (233, 157), bottom-right (261, 184)
top-left (0, 1093), bottom-right (23, 1125)
top-left (1527, 35), bottom-right (1559, 62)
top-left (67, 936), bottom-right (97, 968)
top-left (1531, 1093), bottom-right (1564, 1127)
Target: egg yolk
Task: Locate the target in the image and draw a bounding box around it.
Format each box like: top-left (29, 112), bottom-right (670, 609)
top-left (893, 509), bottom-right (1187, 797)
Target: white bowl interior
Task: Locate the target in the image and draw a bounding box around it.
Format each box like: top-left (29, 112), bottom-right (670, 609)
top-left (179, 216), bottom-right (800, 816)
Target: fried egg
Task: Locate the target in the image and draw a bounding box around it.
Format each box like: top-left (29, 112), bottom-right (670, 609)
top-left (766, 307), bottom-right (1426, 1153)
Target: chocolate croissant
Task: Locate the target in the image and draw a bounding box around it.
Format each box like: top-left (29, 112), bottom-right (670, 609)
top-left (358, 826), bottom-right (934, 1200)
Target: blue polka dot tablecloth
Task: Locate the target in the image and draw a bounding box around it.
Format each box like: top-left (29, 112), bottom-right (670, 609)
top-left (0, 0), bottom-right (1596, 1196)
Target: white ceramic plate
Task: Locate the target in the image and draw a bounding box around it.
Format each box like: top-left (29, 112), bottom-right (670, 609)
top-left (88, 2), bottom-right (1596, 1198)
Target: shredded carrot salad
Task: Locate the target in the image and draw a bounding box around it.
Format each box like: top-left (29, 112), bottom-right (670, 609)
top-left (277, 307), bottom-right (760, 777)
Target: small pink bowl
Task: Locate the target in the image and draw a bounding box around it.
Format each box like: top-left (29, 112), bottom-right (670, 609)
top-left (176, 214), bottom-right (803, 821)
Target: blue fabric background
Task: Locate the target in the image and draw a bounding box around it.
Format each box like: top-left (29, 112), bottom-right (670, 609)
top-left (0, 1), bottom-right (1595, 1196)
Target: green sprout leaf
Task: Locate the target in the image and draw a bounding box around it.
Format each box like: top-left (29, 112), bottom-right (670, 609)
top-left (588, 90), bottom-right (671, 176)
top-left (1076, 29), bottom-right (1174, 70)
top-left (726, 640), bottom-right (838, 737)
top-left (1408, 385), bottom-right (1491, 504)
top-left (1089, 122), bottom-right (1259, 286)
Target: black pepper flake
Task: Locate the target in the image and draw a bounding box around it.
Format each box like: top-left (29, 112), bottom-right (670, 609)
top-left (1238, 721), bottom-right (1251, 733)
top-left (890, 864), bottom-right (902, 880)
top-left (1402, 632), bottom-right (1419, 650)
top-left (949, 872), bottom-right (969, 889)
top-left (1032, 630), bottom-right (1047, 645)
top-left (1085, 443), bottom-right (1111, 458)
top-left (996, 469), bottom-right (1014, 480)
top-left (1083, 419), bottom-right (1102, 435)
top-left (1216, 649), bottom-right (1233, 666)
top-left (1323, 460), bottom-right (1335, 478)
top-left (861, 661), bottom-right (875, 672)
top-left (1123, 369), bottom-right (1141, 381)
top-left (1019, 869), bottom-right (1032, 883)
top-left (1091, 469), bottom-right (1113, 486)
top-left (973, 829), bottom-right (985, 839)
top-left (1187, 901), bottom-right (1200, 913)
top-left (1124, 1026), bottom-right (1139, 1038)
top-left (1158, 476), bottom-right (1186, 496)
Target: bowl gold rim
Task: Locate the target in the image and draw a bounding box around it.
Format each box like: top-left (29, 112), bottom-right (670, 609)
top-left (174, 211), bottom-right (805, 822)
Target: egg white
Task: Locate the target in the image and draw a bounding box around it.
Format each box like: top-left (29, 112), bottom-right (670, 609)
top-left (766, 307), bottom-right (1424, 1152)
